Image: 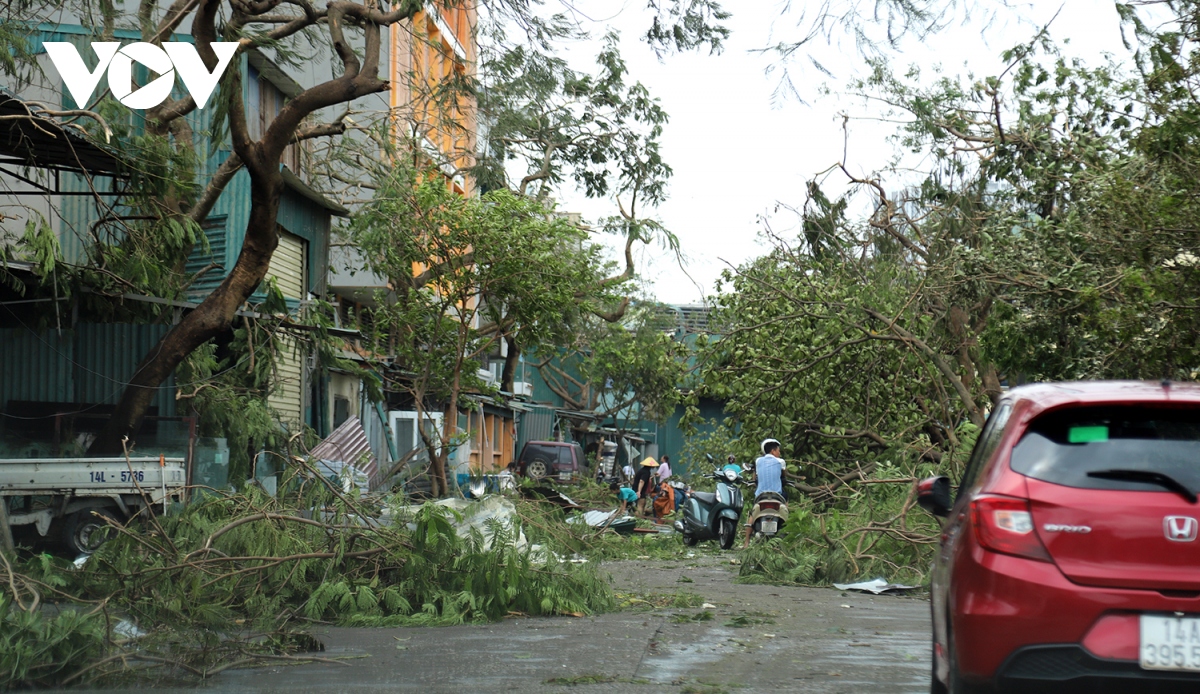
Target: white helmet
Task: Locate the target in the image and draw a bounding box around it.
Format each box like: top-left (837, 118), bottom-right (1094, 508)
top-left (761, 438), bottom-right (781, 455)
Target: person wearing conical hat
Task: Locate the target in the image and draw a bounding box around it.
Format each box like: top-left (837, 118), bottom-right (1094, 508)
top-left (633, 456), bottom-right (659, 517)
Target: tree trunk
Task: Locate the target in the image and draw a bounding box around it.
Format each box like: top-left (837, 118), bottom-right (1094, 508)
top-left (88, 171), bottom-right (283, 454)
top-left (500, 334), bottom-right (519, 393)
top-left (433, 368), bottom-right (463, 497)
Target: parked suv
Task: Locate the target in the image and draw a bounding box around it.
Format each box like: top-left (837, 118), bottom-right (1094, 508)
top-left (517, 441), bottom-right (586, 482)
top-left (918, 381), bottom-right (1200, 693)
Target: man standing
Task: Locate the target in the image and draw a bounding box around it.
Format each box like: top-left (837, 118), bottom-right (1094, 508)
top-left (633, 457), bottom-right (658, 517)
top-left (657, 454), bottom-right (672, 484)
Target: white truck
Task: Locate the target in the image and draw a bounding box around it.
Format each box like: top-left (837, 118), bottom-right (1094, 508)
top-left (0, 456), bottom-right (187, 554)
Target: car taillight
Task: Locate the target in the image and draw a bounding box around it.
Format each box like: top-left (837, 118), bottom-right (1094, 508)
top-left (970, 494), bottom-right (1051, 562)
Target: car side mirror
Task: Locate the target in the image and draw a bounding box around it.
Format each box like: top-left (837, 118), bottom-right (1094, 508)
top-left (917, 476), bottom-right (953, 518)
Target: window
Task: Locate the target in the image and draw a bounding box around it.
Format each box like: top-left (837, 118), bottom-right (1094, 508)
top-left (1011, 406), bottom-right (1200, 492)
top-left (250, 66), bottom-right (302, 172)
top-left (957, 403), bottom-right (1012, 501)
top-left (389, 411), bottom-right (443, 464)
top-left (333, 396), bottom-right (350, 429)
top-left (521, 444), bottom-right (559, 464)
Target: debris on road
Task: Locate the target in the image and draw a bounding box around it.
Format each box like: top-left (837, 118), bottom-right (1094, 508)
top-left (520, 485), bottom-right (583, 510)
top-left (567, 509), bottom-right (637, 534)
top-left (832, 577), bottom-right (919, 594)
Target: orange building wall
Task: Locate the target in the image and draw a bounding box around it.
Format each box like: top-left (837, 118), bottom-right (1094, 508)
top-left (390, 4), bottom-right (475, 192)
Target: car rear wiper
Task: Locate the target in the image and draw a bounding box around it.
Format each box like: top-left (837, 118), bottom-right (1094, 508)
top-left (1087, 469), bottom-right (1198, 504)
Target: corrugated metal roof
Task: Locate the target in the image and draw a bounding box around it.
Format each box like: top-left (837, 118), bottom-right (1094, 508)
top-left (310, 415), bottom-right (378, 485)
top-left (0, 90), bottom-right (125, 176)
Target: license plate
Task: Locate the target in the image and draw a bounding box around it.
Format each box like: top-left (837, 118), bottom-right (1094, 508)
top-left (1140, 614), bottom-right (1200, 671)
top-left (761, 519), bottom-right (778, 534)
top-left (558, 471), bottom-right (571, 481)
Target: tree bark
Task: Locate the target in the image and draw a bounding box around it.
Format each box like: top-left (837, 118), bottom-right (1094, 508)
top-left (89, 171), bottom-right (284, 454)
top-left (501, 334), bottom-right (519, 393)
top-left (85, 0), bottom-right (410, 453)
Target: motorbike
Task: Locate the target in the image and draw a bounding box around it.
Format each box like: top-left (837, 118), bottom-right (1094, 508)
top-left (741, 460), bottom-right (789, 541)
top-left (747, 491), bottom-right (788, 539)
top-left (674, 454), bottom-right (744, 549)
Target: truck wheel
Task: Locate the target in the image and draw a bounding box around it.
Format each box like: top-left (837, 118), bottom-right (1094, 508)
top-left (718, 518), bottom-right (736, 550)
top-left (525, 458), bottom-right (550, 480)
top-left (61, 507), bottom-right (120, 555)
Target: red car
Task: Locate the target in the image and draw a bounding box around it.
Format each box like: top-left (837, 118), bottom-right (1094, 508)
top-left (918, 381), bottom-right (1200, 693)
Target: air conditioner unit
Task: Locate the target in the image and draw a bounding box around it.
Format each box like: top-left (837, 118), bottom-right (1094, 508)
top-left (513, 382), bottom-right (533, 397)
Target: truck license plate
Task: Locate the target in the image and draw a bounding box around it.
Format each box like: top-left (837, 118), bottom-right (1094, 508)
top-left (761, 520), bottom-right (777, 534)
top-left (1141, 614), bottom-right (1200, 671)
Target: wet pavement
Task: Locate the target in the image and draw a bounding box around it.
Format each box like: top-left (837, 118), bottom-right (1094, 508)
top-left (82, 556), bottom-right (931, 694)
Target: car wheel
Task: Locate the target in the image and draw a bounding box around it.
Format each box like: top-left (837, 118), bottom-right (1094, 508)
top-left (61, 507), bottom-right (119, 555)
top-left (718, 518), bottom-right (736, 549)
top-left (682, 532), bottom-right (699, 546)
top-left (525, 458), bottom-right (550, 480)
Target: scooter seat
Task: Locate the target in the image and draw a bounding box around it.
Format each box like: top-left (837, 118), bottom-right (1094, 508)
top-left (691, 491), bottom-right (717, 505)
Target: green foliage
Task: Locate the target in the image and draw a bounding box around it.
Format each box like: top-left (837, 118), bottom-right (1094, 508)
top-left (0, 595), bottom-right (106, 690)
top-left (537, 303), bottom-right (690, 425)
top-left (715, 3), bottom-right (1200, 586)
top-left (644, 0), bottom-right (731, 56)
top-left (350, 161), bottom-right (624, 487)
top-left (2, 473), bottom-right (614, 687)
top-left (738, 477), bottom-right (938, 586)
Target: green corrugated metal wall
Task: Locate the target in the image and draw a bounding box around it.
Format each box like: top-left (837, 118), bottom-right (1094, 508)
top-left (516, 406), bottom-right (555, 453)
top-left (0, 329), bottom-right (73, 402)
top-left (657, 397), bottom-right (727, 478)
top-left (0, 324), bottom-right (176, 415)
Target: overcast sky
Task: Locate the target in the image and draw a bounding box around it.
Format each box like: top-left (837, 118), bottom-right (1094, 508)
top-left (550, 0), bottom-right (1133, 306)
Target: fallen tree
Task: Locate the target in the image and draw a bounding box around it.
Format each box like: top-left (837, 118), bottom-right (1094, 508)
top-left (0, 459), bottom-right (613, 689)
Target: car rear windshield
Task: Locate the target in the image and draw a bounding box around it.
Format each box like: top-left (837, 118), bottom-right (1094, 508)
top-left (1011, 405), bottom-right (1200, 492)
top-left (521, 444), bottom-right (561, 462)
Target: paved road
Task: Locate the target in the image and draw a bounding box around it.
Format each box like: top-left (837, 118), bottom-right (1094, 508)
top-left (88, 556), bottom-right (931, 694)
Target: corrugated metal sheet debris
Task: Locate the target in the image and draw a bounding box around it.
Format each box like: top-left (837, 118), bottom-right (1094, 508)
top-left (310, 415), bottom-right (378, 486)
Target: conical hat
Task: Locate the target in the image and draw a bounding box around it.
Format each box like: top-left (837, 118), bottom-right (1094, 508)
top-left (639, 456), bottom-right (659, 467)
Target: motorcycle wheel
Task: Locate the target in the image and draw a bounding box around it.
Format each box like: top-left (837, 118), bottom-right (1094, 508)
top-left (718, 518), bottom-right (736, 550)
top-left (682, 532), bottom-right (698, 546)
